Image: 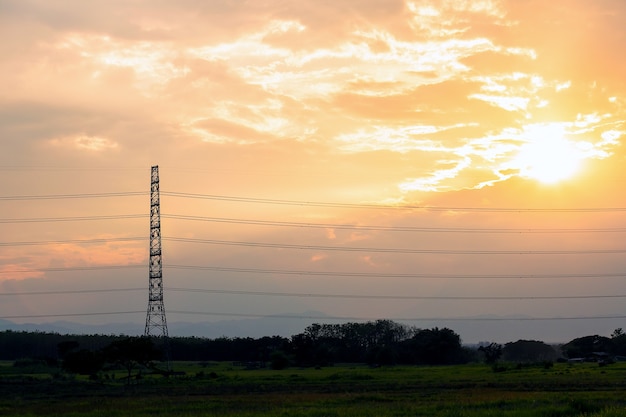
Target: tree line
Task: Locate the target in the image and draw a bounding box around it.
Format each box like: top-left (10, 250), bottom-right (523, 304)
top-left (2, 320), bottom-right (626, 372)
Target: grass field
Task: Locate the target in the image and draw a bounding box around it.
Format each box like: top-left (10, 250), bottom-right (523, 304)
top-left (1, 361), bottom-right (626, 416)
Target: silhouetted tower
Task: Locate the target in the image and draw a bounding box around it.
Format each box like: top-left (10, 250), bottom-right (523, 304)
top-left (144, 166), bottom-right (170, 366)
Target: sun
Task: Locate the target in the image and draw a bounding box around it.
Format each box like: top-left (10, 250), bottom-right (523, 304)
top-left (511, 125), bottom-right (584, 184)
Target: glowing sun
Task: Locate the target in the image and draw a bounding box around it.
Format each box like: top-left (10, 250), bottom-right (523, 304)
top-left (512, 126), bottom-right (584, 184)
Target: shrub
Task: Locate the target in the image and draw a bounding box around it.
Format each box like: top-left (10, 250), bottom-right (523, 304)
top-left (269, 350), bottom-right (290, 370)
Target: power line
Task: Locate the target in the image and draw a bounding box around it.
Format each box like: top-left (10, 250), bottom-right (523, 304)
top-left (0, 237), bottom-right (146, 246)
top-left (2, 188), bottom-right (626, 212)
top-left (2, 310), bottom-right (626, 322)
top-left (1, 263), bottom-right (624, 280)
top-left (167, 265), bottom-right (626, 279)
top-left (161, 191), bottom-right (626, 213)
top-left (2, 235), bottom-right (621, 254)
top-left (0, 191), bottom-right (146, 201)
top-left (1, 189), bottom-right (626, 212)
top-left (3, 286), bottom-right (626, 301)
top-left (167, 311), bottom-right (626, 322)
top-left (1, 186), bottom-right (625, 327)
top-left (2, 212), bottom-right (626, 233)
top-left (162, 214), bottom-right (626, 234)
top-left (0, 311), bottom-right (144, 320)
top-left (167, 288), bottom-right (626, 301)
top-left (0, 214), bottom-right (146, 224)
top-left (0, 288), bottom-right (144, 296)
top-left (0, 265), bottom-right (144, 274)
top-left (0, 166), bottom-right (146, 172)
top-left (164, 237), bottom-right (626, 255)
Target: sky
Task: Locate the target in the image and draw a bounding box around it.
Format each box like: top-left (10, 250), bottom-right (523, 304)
top-left (1, 0), bottom-right (626, 344)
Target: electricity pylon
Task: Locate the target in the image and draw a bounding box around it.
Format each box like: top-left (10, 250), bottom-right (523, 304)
top-left (144, 165), bottom-right (170, 370)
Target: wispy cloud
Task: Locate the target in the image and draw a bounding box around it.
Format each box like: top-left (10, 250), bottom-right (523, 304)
top-left (2, 0), bottom-right (623, 196)
top-left (1, 1), bottom-right (626, 341)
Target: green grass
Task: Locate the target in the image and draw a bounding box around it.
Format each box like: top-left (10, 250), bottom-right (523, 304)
top-left (1, 361), bottom-right (626, 416)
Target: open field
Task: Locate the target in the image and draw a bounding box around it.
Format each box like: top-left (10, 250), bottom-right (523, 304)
top-left (1, 361), bottom-right (626, 416)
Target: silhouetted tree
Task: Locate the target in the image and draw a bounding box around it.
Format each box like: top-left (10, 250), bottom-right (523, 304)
top-left (62, 349), bottom-right (104, 376)
top-left (57, 340), bottom-right (80, 359)
top-left (366, 345), bottom-right (397, 366)
top-left (290, 333), bottom-right (310, 365)
top-left (610, 329), bottom-right (626, 356)
top-left (103, 337), bottom-right (161, 382)
top-left (269, 350), bottom-right (290, 370)
top-left (478, 343), bottom-right (502, 364)
top-left (502, 340), bottom-right (557, 363)
top-left (401, 327), bottom-right (466, 365)
top-left (562, 335), bottom-right (612, 359)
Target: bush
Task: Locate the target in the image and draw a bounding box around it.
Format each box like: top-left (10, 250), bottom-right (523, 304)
top-left (269, 350), bottom-right (290, 370)
top-left (62, 349), bottom-right (104, 376)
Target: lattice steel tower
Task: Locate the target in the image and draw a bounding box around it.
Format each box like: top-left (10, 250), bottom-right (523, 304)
top-left (144, 165), bottom-right (169, 343)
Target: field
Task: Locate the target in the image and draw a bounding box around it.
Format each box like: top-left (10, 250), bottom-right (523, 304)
top-left (1, 361), bottom-right (626, 416)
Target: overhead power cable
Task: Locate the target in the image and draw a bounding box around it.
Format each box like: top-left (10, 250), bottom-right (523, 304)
top-left (167, 265), bottom-right (626, 280)
top-left (3, 235), bottom-right (621, 254)
top-left (2, 189), bottom-right (626, 212)
top-left (166, 288), bottom-right (626, 301)
top-left (0, 311), bottom-right (144, 320)
top-left (3, 286), bottom-right (626, 301)
top-left (0, 288), bottom-right (144, 296)
top-left (2, 310), bottom-right (626, 322)
top-left (0, 166), bottom-right (146, 172)
top-left (0, 214), bottom-right (146, 224)
top-left (0, 191), bottom-right (146, 201)
top-left (161, 191), bottom-right (626, 213)
top-left (162, 214), bottom-right (626, 234)
top-left (2, 212), bottom-right (625, 233)
top-left (166, 265), bottom-right (625, 279)
top-left (167, 311), bottom-right (626, 322)
top-left (0, 237), bottom-right (146, 246)
top-left (164, 237), bottom-right (626, 255)
top-left (1, 263), bottom-right (623, 280)
top-left (0, 265), bottom-right (144, 274)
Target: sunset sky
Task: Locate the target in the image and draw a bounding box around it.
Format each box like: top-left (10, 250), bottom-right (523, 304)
top-left (1, 0), bottom-right (626, 343)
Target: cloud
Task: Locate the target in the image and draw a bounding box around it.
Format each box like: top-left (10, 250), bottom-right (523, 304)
top-left (1, 0), bottom-right (626, 340)
top-left (0, 0), bottom-right (622, 210)
top-left (191, 118), bottom-right (279, 144)
top-left (48, 135), bottom-right (119, 152)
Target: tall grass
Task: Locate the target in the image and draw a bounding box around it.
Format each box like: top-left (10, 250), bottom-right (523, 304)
top-left (1, 362), bottom-right (626, 416)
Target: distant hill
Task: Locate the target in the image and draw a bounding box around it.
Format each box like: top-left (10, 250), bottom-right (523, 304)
top-left (0, 312), bottom-right (330, 339)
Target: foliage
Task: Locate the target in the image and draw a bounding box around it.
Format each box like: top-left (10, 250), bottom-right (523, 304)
top-left (399, 327), bottom-right (467, 365)
top-left (269, 350), bottom-right (290, 370)
top-left (289, 321), bottom-right (468, 366)
top-left (502, 339), bottom-right (557, 363)
top-left (609, 328), bottom-right (626, 356)
top-left (561, 335), bottom-right (613, 359)
top-left (478, 342), bottom-right (502, 364)
top-left (0, 330), bottom-right (125, 361)
top-left (289, 319), bottom-right (415, 365)
top-left (4, 323), bottom-right (626, 373)
top-left (57, 340), bottom-right (80, 359)
top-left (102, 337), bottom-right (162, 380)
top-left (4, 325), bottom-right (626, 415)
top-left (62, 349), bottom-right (104, 376)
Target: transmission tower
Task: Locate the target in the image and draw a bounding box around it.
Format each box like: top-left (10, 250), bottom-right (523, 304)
top-left (144, 165), bottom-right (170, 368)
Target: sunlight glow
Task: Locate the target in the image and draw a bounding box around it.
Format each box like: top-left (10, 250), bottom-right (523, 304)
top-left (512, 125), bottom-right (584, 184)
